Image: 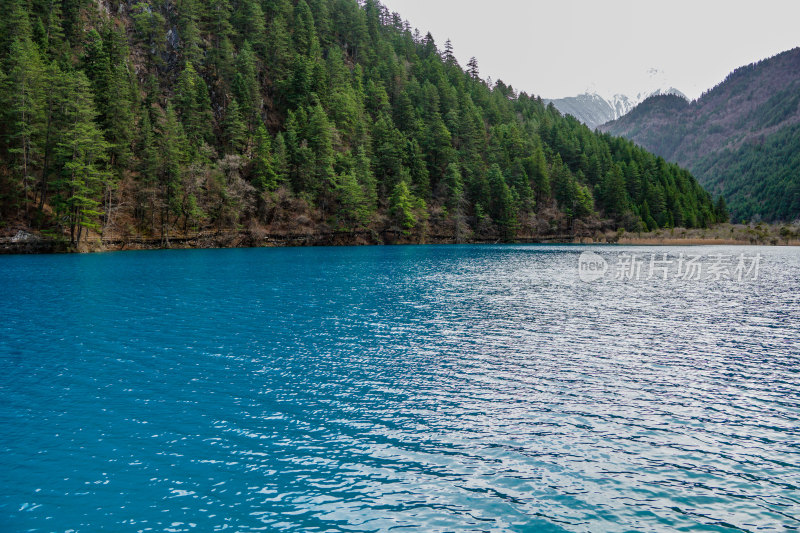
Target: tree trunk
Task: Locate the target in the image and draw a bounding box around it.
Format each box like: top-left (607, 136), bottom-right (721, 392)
top-left (39, 104), bottom-right (54, 212)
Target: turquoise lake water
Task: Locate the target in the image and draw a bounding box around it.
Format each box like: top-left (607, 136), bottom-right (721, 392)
top-left (1, 245), bottom-right (800, 532)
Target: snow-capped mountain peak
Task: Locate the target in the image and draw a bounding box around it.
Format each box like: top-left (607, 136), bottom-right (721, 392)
top-left (544, 68), bottom-right (688, 129)
top-left (545, 87), bottom-right (687, 130)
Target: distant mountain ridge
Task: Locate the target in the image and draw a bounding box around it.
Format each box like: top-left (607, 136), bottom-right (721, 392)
top-left (601, 48), bottom-right (800, 222)
top-left (545, 87), bottom-right (687, 130)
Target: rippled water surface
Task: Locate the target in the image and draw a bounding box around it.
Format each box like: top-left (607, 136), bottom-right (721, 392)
top-left (2, 245), bottom-right (800, 532)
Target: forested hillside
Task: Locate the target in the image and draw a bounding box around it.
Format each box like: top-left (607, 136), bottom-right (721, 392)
top-left (602, 48), bottom-right (800, 223)
top-left (0, 0), bottom-right (722, 245)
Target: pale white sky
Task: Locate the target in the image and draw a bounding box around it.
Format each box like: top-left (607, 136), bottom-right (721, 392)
top-left (379, 0), bottom-right (800, 100)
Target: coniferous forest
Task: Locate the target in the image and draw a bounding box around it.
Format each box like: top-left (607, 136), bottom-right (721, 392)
top-left (601, 49), bottom-right (800, 224)
top-left (0, 0), bottom-right (725, 246)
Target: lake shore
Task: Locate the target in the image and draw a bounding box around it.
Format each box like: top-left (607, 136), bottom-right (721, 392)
top-left (2, 223), bottom-right (799, 254)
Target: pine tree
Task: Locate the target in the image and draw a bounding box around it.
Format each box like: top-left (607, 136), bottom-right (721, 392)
top-left (305, 101), bottom-right (335, 198)
top-left (508, 158), bottom-right (532, 210)
top-left (137, 105), bottom-right (160, 233)
top-left (272, 132), bottom-right (290, 186)
top-left (204, 0), bottom-right (233, 40)
top-left (467, 57), bottom-right (479, 79)
top-left (131, 1), bottom-right (167, 61)
top-left (263, 0), bottom-right (292, 22)
top-left (329, 85), bottom-right (365, 145)
top-left (44, 0), bottom-right (67, 62)
top-left (251, 124), bottom-right (278, 191)
top-left (54, 71), bottom-right (110, 243)
top-left (0, 0), bottom-right (33, 57)
top-left (82, 29), bottom-right (110, 114)
top-left (487, 164), bottom-right (517, 239)
top-left (265, 15), bottom-right (292, 92)
top-left (223, 98), bottom-right (247, 154)
top-left (157, 103), bottom-right (189, 239)
top-left (308, 0), bottom-right (332, 47)
top-left (422, 113), bottom-right (454, 188)
top-left (175, 62), bottom-right (213, 148)
top-left (34, 61), bottom-right (70, 212)
top-left (600, 164), bottom-right (629, 216)
top-left (443, 39), bottom-right (457, 65)
top-left (5, 37), bottom-right (45, 217)
top-left (204, 0), bottom-right (234, 81)
top-left (524, 146), bottom-right (550, 207)
top-left (390, 179), bottom-right (425, 235)
top-left (715, 195), bottom-right (729, 223)
top-left (370, 114), bottom-right (404, 197)
top-left (292, 0), bottom-right (319, 57)
top-left (232, 42), bottom-right (261, 131)
top-left (442, 162), bottom-right (464, 211)
top-left (175, 0), bottom-right (202, 64)
top-left (104, 63), bottom-right (135, 170)
top-left (334, 171), bottom-right (369, 229)
top-left (353, 145), bottom-right (377, 211)
top-left (405, 138), bottom-right (430, 199)
top-left (232, 0), bottom-right (266, 53)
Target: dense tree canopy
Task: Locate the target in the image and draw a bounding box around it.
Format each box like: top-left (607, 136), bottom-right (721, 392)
top-left (695, 122), bottom-right (800, 223)
top-left (0, 0), bottom-right (721, 244)
top-left (602, 49), bottom-right (800, 223)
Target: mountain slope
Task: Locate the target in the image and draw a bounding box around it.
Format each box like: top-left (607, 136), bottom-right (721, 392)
top-left (602, 48), bottom-right (800, 222)
top-left (546, 88), bottom-right (686, 130)
top-left (0, 0), bottom-right (721, 246)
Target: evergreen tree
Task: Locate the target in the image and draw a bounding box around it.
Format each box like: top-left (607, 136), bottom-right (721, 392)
top-left (265, 15), bottom-right (292, 93)
top-left (442, 162), bottom-right (464, 211)
top-left (104, 63), bottom-right (135, 170)
top-left (223, 98), bottom-right (247, 154)
top-left (0, 0), bottom-right (33, 57)
top-left (272, 132), bottom-right (290, 186)
top-left (390, 179), bottom-right (425, 235)
top-left (251, 124), bottom-right (279, 191)
top-left (54, 71), bottom-right (109, 243)
top-left (467, 57), bottom-right (479, 79)
top-left (292, 0), bottom-right (319, 57)
top-left (5, 37), bottom-right (45, 216)
top-left (305, 101), bottom-right (336, 198)
top-left (487, 164), bottom-right (517, 239)
top-left (43, 0), bottom-right (68, 62)
top-left (131, 1), bottom-right (166, 61)
top-left (232, 0), bottom-right (266, 53)
top-left (175, 0), bottom-right (202, 65)
top-left (443, 39), bottom-right (456, 65)
top-left (232, 42), bottom-right (261, 130)
top-left (600, 164), bottom-right (629, 216)
top-left (137, 105), bottom-right (160, 233)
top-left (81, 29), bottom-right (110, 113)
top-left (157, 103), bottom-right (189, 238)
top-left (524, 147), bottom-right (550, 207)
top-left (715, 195), bottom-right (730, 223)
top-left (334, 171), bottom-right (369, 229)
top-left (175, 62), bottom-right (213, 148)
top-left (353, 145), bottom-right (377, 210)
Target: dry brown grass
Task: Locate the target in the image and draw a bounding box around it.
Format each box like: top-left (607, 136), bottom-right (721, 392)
top-left (612, 223), bottom-right (800, 246)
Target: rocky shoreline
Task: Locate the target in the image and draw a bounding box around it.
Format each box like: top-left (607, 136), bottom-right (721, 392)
top-left (0, 228), bottom-right (554, 254)
top-left (2, 226), bottom-right (798, 255)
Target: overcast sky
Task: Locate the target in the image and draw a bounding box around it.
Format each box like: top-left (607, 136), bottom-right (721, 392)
top-left (379, 0), bottom-right (800, 100)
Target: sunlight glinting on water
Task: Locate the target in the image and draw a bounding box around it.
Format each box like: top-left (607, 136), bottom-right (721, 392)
top-left (1, 245), bottom-right (799, 532)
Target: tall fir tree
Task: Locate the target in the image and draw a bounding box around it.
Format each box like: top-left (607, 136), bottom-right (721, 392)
top-left (54, 71), bottom-right (110, 243)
